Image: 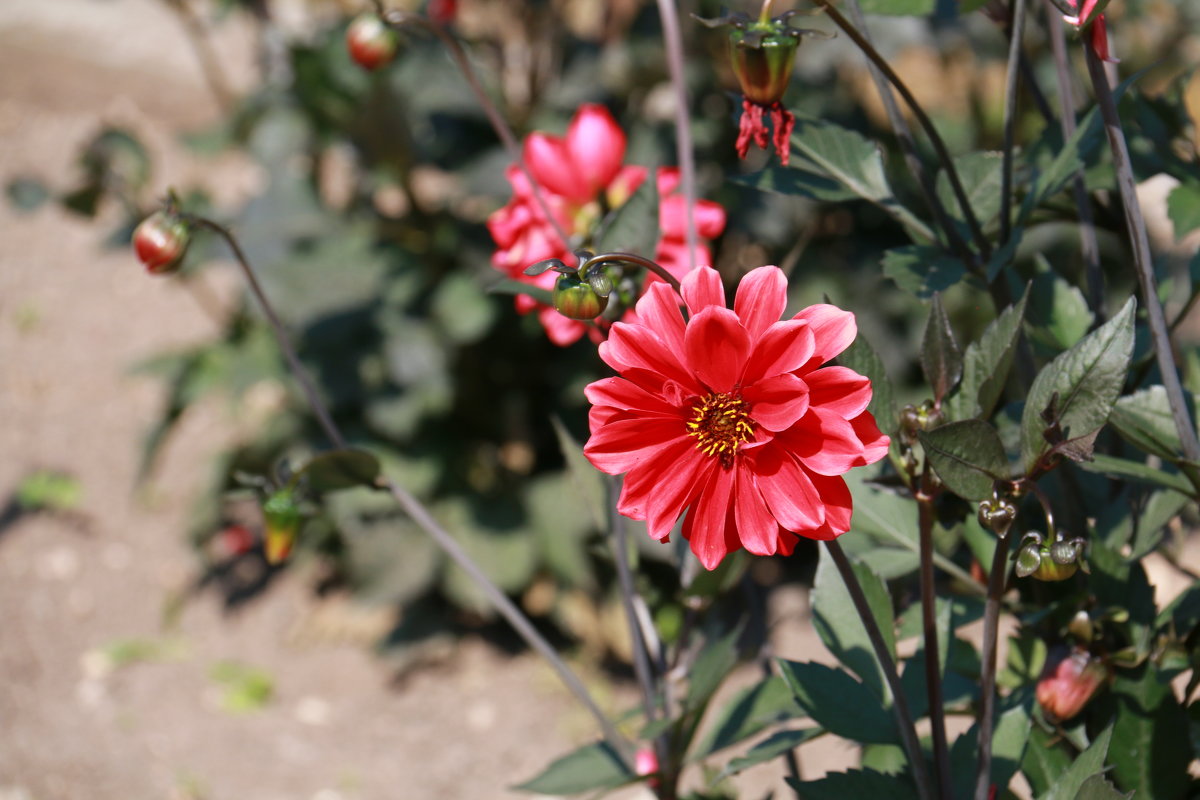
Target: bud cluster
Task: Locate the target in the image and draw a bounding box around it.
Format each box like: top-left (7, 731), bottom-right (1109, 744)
top-left (1014, 529), bottom-right (1089, 582)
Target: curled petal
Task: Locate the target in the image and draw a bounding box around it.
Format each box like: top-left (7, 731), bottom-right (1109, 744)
top-left (805, 366), bottom-right (872, 418)
top-left (734, 265), bottom-right (788, 341)
top-left (808, 471), bottom-right (853, 534)
top-left (750, 446), bottom-right (824, 530)
top-left (850, 411), bottom-right (890, 465)
top-left (741, 319), bottom-right (815, 384)
top-left (770, 105), bottom-right (795, 167)
top-left (781, 407), bottom-right (866, 476)
top-left (584, 417), bottom-right (683, 475)
top-left (792, 304), bottom-right (857, 370)
top-left (604, 319), bottom-right (695, 391)
top-left (634, 281), bottom-right (687, 357)
top-left (567, 104), bottom-right (627, 198)
top-left (681, 264), bottom-right (726, 314)
top-left (585, 376), bottom-right (681, 418)
top-left (524, 133), bottom-right (588, 203)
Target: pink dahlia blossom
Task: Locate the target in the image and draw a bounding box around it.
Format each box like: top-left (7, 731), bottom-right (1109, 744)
top-left (584, 265), bottom-right (889, 569)
top-left (487, 106), bottom-right (726, 346)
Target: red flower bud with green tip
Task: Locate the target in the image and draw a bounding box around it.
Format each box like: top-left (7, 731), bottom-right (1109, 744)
top-left (1036, 646), bottom-right (1108, 722)
top-left (133, 210), bottom-right (191, 275)
top-left (262, 488), bottom-right (302, 565)
top-left (553, 272), bottom-right (608, 320)
top-left (346, 14), bottom-right (398, 71)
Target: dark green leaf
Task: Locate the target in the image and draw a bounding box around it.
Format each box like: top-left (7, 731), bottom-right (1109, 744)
top-left (920, 420), bottom-right (1009, 501)
top-left (1041, 724), bottom-right (1113, 800)
top-left (483, 277), bottom-right (554, 308)
top-left (854, 546), bottom-right (920, 580)
top-left (882, 245), bottom-right (967, 299)
top-left (836, 332), bottom-right (896, 435)
top-left (1019, 297), bottom-right (1135, 473)
top-left (526, 473), bottom-right (596, 591)
top-left (1077, 453), bottom-right (1194, 495)
top-left (595, 173), bottom-right (658, 256)
top-left (1077, 774), bottom-right (1133, 800)
top-left (6, 177), bottom-right (50, 211)
top-left (297, 449), bottom-right (381, 492)
top-left (550, 417), bottom-right (608, 534)
top-left (1101, 664), bottom-right (1191, 799)
top-left (921, 293), bottom-right (962, 403)
top-left (778, 660), bottom-right (898, 745)
top-left (1022, 724), bottom-right (1074, 797)
top-left (949, 703), bottom-right (1030, 799)
top-left (61, 183), bottom-right (103, 217)
top-left (430, 272), bottom-right (496, 344)
top-left (1167, 181), bottom-right (1200, 240)
top-left (718, 727), bottom-right (823, 780)
top-left (736, 165), bottom-right (857, 202)
top-left (947, 287), bottom-right (1028, 421)
top-left (1026, 259), bottom-right (1094, 353)
top-left (786, 768), bottom-right (918, 799)
top-left (1110, 386), bottom-right (1192, 461)
top-left (811, 546), bottom-right (895, 699)
top-left (857, 0), bottom-right (935, 15)
top-left (690, 676), bottom-right (804, 760)
top-left (513, 741), bottom-right (634, 794)
top-left (936, 151), bottom-right (1004, 230)
top-left (686, 624), bottom-right (743, 712)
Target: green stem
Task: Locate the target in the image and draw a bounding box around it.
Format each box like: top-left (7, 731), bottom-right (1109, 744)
top-left (826, 539), bottom-right (935, 800)
top-left (917, 489), bottom-right (952, 800)
top-left (584, 252), bottom-right (683, 294)
top-left (195, 214), bottom-right (631, 764)
top-left (654, 0), bottom-right (698, 270)
top-left (812, 0), bottom-right (991, 263)
top-left (1084, 43), bottom-right (1200, 461)
top-left (998, 0), bottom-right (1028, 249)
top-left (973, 531), bottom-right (1011, 800)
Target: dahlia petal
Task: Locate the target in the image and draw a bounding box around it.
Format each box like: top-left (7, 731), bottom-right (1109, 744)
top-left (792, 304), bottom-right (857, 370)
top-left (538, 306), bottom-right (587, 346)
top-left (567, 104), bottom-right (626, 198)
top-left (656, 166), bottom-right (681, 197)
top-left (782, 407), bottom-right (866, 476)
top-left (584, 417), bottom-right (684, 475)
top-left (734, 467), bottom-right (780, 556)
top-left (620, 440), bottom-right (709, 540)
top-left (742, 373), bottom-right (810, 432)
top-left (608, 165), bottom-right (648, 208)
top-left (741, 319), bottom-right (815, 384)
top-left (808, 471), bottom-right (853, 534)
top-left (634, 282), bottom-right (686, 356)
top-left (524, 133), bottom-right (589, 203)
top-left (604, 320), bottom-right (695, 390)
top-left (770, 106), bottom-right (794, 166)
top-left (751, 446), bottom-right (824, 529)
top-left (589, 403), bottom-right (624, 432)
top-left (683, 466), bottom-right (737, 570)
top-left (733, 265), bottom-right (788, 342)
top-left (850, 411), bottom-right (891, 465)
top-left (805, 366), bottom-right (872, 418)
top-left (694, 199), bottom-right (728, 239)
top-left (681, 264), bottom-right (726, 314)
top-left (684, 307), bottom-right (751, 393)
top-left (585, 376), bottom-right (681, 418)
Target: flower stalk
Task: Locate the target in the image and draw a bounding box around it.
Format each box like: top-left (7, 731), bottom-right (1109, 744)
top-left (916, 485), bottom-right (952, 800)
top-left (973, 529), bottom-right (1011, 800)
top-left (999, 0), bottom-right (1028, 249)
top-left (192, 213), bottom-right (631, 764)
top-left (654, 0), bottom-right (699, 271)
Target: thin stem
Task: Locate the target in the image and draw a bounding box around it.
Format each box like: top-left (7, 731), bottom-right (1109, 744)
top-left (826, 539), bottom-right (934, 800)
top-left (585, 252), bottom-right (682, 294)
top-left (917, 490), bottom-right (952, 800)
top-left (374, 3), bottom-right (572, 252)
top-left (842, 0), bottom-right (976, 271)
top-left (812, 0), bottom-right (992, 262)
top-left (999, 0), bottom-right (1027, 248)
top-left (1046, 1), bottom-right (1104, 320)
top-left (655, 0), bottom-right (698, 270)
top-left (196, 214), bottom-right (630, 763)
top-left (608, 477), bottom-right (660, 726)
top-left (1084, 44), bottom-right (1200, 461)
top-left (974, 531), bottom-right (1011, 800)
top-left (164, 0), bottom-right (237, 112)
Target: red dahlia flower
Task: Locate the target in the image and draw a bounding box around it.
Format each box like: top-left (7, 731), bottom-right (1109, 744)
top-left (583, 265), bottom-right (889, 569)
top-left (487, 106), bottom-right (726, 346)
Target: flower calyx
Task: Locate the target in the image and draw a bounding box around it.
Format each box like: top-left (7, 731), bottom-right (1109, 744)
top-left (1014, 529), bottom-right (1089, 581)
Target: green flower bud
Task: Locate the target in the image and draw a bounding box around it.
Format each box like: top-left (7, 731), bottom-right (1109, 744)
top-left (553, 272), bottom-right (608, 320)
top-left (262, 488), bottom-right (302, 565)
top-left (730, 27), bottom-right (800, 107)
top-left (977, 496), bottom-right (1016, 536)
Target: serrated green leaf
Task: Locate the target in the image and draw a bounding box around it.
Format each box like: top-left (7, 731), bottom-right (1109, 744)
top-left (1022, 724), bottom-right (1073, 797)
top-left (936, 151), bottom-right (1004, 230)
top-left (947, 288), bottom-right (1028, 421)
top-left (1020, 297), bottom-right (1135, 473)
top-left (837, 332), bottom-right (896, 435)
top-left (1041, 725), bottom-right (1113, 800)
top-left (1077, 774), bottom-right (1133, 800)
top-left (296, 448), bottom-right (381, 492)
top-left (1167, 181), bottom-right (1200, 239)
top-left (786, 767), bottom-right (918, 799)
top-left (812, 546), bottom-right (894, 699)
top-left (689, 676), bottom-right (804, 760)
top-left (920, 420), bottom-right (1009, 501)
top-left (513, 741), bottom-right (633, 794)
top-left (921, 294), bottom-right (962, 403)
top-left (881, 245), bottom-right (967, 299)
top-left (718, 727), bottom-right (824, 780)
top-left (778, 661), bottom-right (899, 745)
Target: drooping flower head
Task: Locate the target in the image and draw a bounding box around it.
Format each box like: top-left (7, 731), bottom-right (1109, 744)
top-left (583, 265), bottom-right (888, 569)
top-left (488, 105), bottom-right (726, 345)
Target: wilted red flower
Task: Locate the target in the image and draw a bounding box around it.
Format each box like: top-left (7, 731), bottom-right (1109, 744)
top-left (488, 106), bottom-right (726, 346)
top-left (1062, 0), bottom-right (1118, 63)
top-left (1036, 646), bottom-right (1109, 722)
top-left (583, 265), bottom-right (889, 569)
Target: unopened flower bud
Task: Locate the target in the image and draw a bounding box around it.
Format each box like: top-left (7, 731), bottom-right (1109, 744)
top-left (1067, 610), bottom-right (1095, 643)
top-left (262, 488), bottom-right (302, 565)
top-left (977, 496), bottom-right (1016, 536)
top-left (730, 26), bottom-right (800, 107)
top-left (133, 210), bottom-right (191, 275)
top-left (346, 14), bottom-right (399, 71)
top-left (1014, 530), bottom-right (1087, 581)
top-left (1036, 646), bottom-right (1108, 722)
top-left (553, 272), bottom-right (608, 320)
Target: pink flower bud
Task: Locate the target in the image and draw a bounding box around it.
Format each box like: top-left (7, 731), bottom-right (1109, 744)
top-left (1036, 647), bottom-right (1108, 722)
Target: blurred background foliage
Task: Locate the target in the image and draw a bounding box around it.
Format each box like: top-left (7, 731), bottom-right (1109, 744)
top-left (9, 0), bottom-right (1200, 676)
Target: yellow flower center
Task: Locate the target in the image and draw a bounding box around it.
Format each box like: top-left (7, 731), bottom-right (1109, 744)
top-left (686, 392), bottom-right (754, 468)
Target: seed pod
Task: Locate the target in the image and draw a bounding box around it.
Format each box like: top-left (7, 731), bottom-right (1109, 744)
top-left (133, 210), bottom-right (191, 275)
